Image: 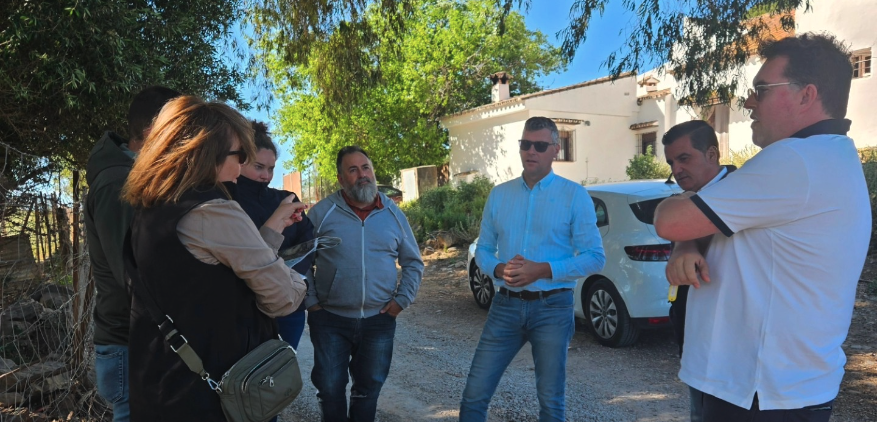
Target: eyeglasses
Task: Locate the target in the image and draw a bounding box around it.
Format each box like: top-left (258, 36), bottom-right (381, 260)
top-left (519, 139), bottom-right (556, 153)
top-left (748, 82), bottom-right (801, 101)
top-left (226, 150), bottom-right (247, 164)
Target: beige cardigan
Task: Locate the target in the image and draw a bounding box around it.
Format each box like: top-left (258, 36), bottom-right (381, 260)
top-left (176, 198), bottom-right (306, 317)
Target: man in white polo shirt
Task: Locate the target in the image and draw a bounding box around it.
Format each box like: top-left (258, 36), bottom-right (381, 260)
top-left (654, 32), bottom-right (871, 422)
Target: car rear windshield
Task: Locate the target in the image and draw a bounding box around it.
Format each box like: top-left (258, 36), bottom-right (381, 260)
top-left (629, 198), bottom-right (668, 225)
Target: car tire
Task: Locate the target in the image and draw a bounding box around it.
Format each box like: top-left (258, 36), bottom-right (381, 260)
top-left (585, 278), bottom-right (639, 347)
top-left (469, 262), bottom-right (494, 310)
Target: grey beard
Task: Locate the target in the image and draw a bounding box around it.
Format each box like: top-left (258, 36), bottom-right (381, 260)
top-left (345, 179), bottom-right (378, 204)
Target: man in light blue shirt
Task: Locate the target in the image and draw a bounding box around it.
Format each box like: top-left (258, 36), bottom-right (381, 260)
top-left (459, 117), bottom-right (605, 422)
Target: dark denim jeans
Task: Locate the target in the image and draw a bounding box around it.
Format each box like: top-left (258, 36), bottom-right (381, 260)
top-left (308, 310), bottom-right (396, 422)
top-left (690, 386), bottom-right (704, 422)
top-left (703, 393), bottom-right (833, 422)
top-left (94, 344), bottom-right (130, 422)
top-left (460, 290), bottom-right (575, 422)
top-left (277, 309), bottom-right (307, 349)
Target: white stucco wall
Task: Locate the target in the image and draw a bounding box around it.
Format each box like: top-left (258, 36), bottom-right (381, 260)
top-left (447, 109), bottom-right (529, 184)
top-left (798, 0), bottom-right (876, 147)
top-left (446, 77), bottom-right (640, 186)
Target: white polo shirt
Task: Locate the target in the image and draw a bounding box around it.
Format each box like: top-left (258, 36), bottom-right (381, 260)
top-left (679, 132), bottom-right (871, 410)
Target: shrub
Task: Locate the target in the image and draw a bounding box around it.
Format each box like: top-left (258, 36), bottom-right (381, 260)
top-left (401, 177), bottom-right (494, 245)
top-left (721, 144), bottom-right (761, 169)
top-left (860, 148), bottom-right (877, 254)
top-left (626, 146), bottom-right (671, 180)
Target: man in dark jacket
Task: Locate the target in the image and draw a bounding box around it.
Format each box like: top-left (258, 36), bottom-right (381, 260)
top-left (662, 119), bottom-right (735, 422)
top-left (84, 86), bottom-right (179, 422)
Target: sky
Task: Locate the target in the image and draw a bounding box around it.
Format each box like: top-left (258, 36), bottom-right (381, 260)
top-left (255, 0), bottom-right (636, 188)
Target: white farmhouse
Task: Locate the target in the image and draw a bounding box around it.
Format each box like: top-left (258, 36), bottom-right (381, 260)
top-left (441, 1), bottom-right (875, 186)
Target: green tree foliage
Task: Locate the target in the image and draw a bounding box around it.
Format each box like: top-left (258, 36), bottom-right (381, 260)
top-left (250, 0), bottom-right (809, 112)
top-left (257, 0), bottom-right (565, 182)
top-left (0, 0), bottom-right (249, 180)
top-left (402, 177), bottom-right (494, 243)
top-left (626, 145), bottom-right (671, 180)
top-left (860, 148), bottom-right (877, 254)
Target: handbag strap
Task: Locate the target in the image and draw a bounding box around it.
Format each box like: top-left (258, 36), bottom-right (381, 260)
top-left (122, 229), bottom-right (223, 391)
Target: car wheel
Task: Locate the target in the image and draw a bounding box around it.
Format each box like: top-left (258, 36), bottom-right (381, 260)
top-left (585, 278), bottom-right (639, 347)
top-left (469, 262), bottom-right (494, 310)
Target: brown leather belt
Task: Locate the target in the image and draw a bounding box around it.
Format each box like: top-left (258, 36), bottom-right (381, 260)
top-left (498, 287), bottom-right (571, 301)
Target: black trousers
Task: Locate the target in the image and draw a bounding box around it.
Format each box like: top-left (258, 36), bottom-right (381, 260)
top-left (702, 393), bottom-right (833, 422)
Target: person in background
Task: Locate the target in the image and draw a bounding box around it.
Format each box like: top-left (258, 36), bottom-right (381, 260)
top-left (85, 85), bottom-right (180, 422)
top-left (661, 119), bottom-right (735, 422)
top-left (234, 120), bottom-right (314, 349)
top-left (122, 96), bottom-right (307, 421)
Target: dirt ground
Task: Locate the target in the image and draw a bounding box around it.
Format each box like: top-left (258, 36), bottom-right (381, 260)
top-left (3, 249), bottom-right (873, 421)
top-left (837, 255), bottom-right (877, 421)
top-left (279, 249), bottom-right (877, 421)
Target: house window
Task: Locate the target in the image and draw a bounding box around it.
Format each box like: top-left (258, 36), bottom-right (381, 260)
top-left (555, 130), bottom-right (575, 162)
top-left (851, 49), bottom-right (871, 79)
top-left (637, 132), bottom-right (657, 155)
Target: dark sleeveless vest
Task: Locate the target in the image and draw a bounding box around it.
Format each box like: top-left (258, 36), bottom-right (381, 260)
top-left (125, 185), bottom-right (277, 422)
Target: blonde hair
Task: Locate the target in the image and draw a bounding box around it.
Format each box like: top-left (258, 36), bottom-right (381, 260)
top-left (123, 96), bottom-right (255, 208)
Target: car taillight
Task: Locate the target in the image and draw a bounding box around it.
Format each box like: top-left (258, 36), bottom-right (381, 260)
top-left (624, 244), bottom-right (672, 261)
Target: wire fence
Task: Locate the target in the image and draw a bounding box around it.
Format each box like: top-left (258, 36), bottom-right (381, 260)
top-left (0, 142), bottom-right (109, 421)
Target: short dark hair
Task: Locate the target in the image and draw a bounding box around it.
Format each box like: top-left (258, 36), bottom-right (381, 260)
top-left (251, 120), bottom-right (278, 157)
top-left (523, 117), bottom-right (559, 144)
top-left (662, 120), bottom-right (720, 159)
top-left (127, 86), bottom-right (181, 141)
top-left (336, 146), bottom-right (371, 175)
top-left (759, 32), bottom-right (852, 119)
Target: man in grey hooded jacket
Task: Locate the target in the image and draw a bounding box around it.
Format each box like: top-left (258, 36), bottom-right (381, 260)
top-left (305, 145), bottom-right (424, 422)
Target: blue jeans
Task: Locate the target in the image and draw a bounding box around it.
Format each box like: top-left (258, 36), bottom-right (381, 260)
top-left (94, 344), bottom-right (130, 422)
top-left (278, 309), bottom-right (307, 349)
top-left (460, 290), bottom-right (575, 422)
top-left (308, 310), bottom-right (396, 422)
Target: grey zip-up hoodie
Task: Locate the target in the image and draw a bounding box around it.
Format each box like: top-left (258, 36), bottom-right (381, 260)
top-left (305, 190), bottom-right (424, 318)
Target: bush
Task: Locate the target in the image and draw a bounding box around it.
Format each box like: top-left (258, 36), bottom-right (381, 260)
top-left (401, 177), bottom-right (494, 245)
top-left (861, 148), bottom-right (877, 254)
top-left (721, 144), bottom-right (761, 169)
top-left (626, 146), bottom-right (671, 180)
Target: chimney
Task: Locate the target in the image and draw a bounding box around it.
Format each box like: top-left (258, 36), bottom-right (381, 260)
top-left (489, 71), bottom-right (512, 103)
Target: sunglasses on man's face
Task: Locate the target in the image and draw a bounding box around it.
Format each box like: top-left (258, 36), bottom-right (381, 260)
top-left (518, 139), bottom-right (556, 153)
top-left (226, 150), bottom-right (247, 164)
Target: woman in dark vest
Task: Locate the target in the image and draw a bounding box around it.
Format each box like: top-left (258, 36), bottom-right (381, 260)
top-left (234, 121), bottom-right (314, 350)
top-left (122, 96), bottom-right (307, 421)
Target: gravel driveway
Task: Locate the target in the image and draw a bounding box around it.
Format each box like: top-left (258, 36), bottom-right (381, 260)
top-left (280, 250), bottom-right (873, 422)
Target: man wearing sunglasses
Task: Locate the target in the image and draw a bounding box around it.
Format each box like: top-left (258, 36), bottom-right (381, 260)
top-left (655, 33), bottom-right (870, 422)
top-left (460, 116), bottom-right (605, 422)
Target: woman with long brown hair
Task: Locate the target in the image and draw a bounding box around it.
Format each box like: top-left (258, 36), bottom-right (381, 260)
top-left (122, 95), bottom-right (307, 421)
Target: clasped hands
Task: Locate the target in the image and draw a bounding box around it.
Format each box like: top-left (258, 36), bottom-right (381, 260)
top-left (495, 254), bottom-right (549, 288)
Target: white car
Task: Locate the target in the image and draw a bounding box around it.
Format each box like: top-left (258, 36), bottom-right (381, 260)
top-left (467, 180), bottom-right (682, 347)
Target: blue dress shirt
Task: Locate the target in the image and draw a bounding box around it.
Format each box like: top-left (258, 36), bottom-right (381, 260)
top-left (475, 171), bottom-right (606, 292)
